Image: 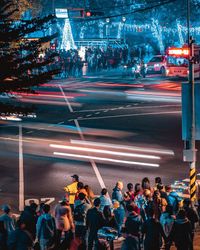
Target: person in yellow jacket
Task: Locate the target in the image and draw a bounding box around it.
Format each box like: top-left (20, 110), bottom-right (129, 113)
top-left (64, 174), bottom-right (79, 211)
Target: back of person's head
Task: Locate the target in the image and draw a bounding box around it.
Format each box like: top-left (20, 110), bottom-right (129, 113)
top-left (157, 183), bottom-right (164, 191)
top-left (165, 205), bottom-right (173, 216)
top-left (43, 204), bottom-right (50, 214)
top-left (60, 197), bottom-right (68, 206)
top-left (2, 204), bottom-right (11, 214)
top-left (127, 183), bottom-right (133, 191)
top-left (30, 202), bottom-right (38, 212)
top-left (103, 206), bottom-right (111, 218)
top-left (134, 183), bottom-right (141, 193)
top-left (142, 177), bottom-right (150, 190)
top-left (165, 185), bottom-right (171, 193)
top-left (94, 198), bottom-right (101, 207)
top-left (78, 192), bottom-right (86, 201)
top-left (155, 177), bottom-right (162, 184)
top-left (183, 198), bottom-right (191, 207)
top-left (101, 188), bottom-right (107, 196)
top-left (177, 209), bottom-right (186, 219)
top-left (77, 182), bottom-right (84, 189)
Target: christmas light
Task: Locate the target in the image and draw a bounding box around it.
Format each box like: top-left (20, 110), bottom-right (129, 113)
top-left (61, 12), bottom-right (76, 51)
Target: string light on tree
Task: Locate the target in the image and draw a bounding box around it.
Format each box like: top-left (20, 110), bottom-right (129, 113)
top-left (151, 18), bottom-right (164, 54)
top-left (61, 15), bottom-right (76, 51)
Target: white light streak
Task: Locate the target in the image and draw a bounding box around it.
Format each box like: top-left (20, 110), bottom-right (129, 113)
top-left (53, 152), bottom-right (160, 167)
top-left (70, 140), bottom-right (174, 156)
top-left (50, 144), bottom-right (160, 160)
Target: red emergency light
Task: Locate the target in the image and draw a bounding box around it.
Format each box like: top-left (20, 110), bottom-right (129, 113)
top-left (167, 47), bottom-right (189, 56)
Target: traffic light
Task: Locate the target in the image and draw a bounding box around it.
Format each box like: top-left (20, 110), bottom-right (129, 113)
top-left (84, 10), bottom-right (104, 17)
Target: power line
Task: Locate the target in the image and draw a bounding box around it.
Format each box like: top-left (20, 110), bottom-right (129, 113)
top-left (73, 0), bottom-right (177, 22)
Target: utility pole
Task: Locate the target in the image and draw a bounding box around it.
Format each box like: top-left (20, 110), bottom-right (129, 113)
top-left (184, 0), bottom-right (196, 203)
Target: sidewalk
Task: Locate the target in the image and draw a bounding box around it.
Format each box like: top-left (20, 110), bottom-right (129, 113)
top-left (171, 225), bottom-right (200, 250)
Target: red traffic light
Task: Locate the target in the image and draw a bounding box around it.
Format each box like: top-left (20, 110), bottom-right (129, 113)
top-left (86, 11), bottom-right (91, 17)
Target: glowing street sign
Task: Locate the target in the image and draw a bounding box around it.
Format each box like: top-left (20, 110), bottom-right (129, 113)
top-left (55, 9), bottom-right (69, 18)
top-left (168, 48), bottom-right (189, 56)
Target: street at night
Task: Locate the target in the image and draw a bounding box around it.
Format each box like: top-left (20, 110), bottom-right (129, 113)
top-left (1, 0), bottom-right (200, 249)
top-left (0, 73), bottom-right (194, 210)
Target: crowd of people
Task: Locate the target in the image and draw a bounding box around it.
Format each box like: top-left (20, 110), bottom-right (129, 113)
top-left (0, 174), bottom-right (199, 250)
top-left (45, 45), bottom-right (149, 79)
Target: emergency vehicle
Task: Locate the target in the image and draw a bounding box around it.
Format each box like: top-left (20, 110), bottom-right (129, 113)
top-left (165, 44), bottom-right (200, 78)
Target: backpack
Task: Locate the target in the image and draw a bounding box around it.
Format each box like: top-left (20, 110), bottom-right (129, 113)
top-left (42, 218), bottom-right (55, 239)
top-left (74, 203), bottom-right (85, 222)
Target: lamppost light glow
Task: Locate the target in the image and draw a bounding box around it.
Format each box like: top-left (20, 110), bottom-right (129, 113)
top-left (106, 18), bottom-right (110, 23)
top-left (122, 16), bottom-right (126, 22)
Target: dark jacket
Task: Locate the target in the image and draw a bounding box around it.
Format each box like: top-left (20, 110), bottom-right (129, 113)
top-left (19, 206), bottom-right (37, 239)
top-left (142, 217), bottom-right (165, 250)
top-left (7, 228), bottom-right (33, 250)
top-left (86, 207), bottom-right (105, 237)
top-left (184, 207), bottom-right (199, 231)
top-left (125, 212), bottom-right (143, 236)
top-left (170, 218), bottom-right (193, 250)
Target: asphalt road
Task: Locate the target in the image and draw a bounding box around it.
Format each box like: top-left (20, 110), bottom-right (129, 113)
top-left (0, 72), bottom-right (199, 212)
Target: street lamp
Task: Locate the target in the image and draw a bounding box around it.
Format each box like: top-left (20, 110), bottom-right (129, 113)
top-left (122, 16), bottom-right (126, 43)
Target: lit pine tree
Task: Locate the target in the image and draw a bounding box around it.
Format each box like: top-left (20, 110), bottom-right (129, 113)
top-left (0, 0), bottom-right (60, 93)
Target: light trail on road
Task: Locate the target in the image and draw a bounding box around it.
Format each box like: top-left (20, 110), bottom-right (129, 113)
top-left (70, 140), bottom-right (174, 156)
top-left (53, 152), bottom-right (160, 168)
top-left (49, 144), bottom-right (161, 160)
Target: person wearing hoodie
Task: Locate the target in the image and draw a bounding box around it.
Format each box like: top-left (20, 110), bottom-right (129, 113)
top-left (169, 209), bottom-right (193, 250)
top-left (112, 181), bottom-right (125, 235)
top-left (160, 205), bottom-right (175, 250)
top-left (36, 204), bottom-right (56, 250)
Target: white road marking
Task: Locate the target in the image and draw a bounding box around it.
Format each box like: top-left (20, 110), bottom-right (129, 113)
top-left (54, 152), bottom-right (160, 168)
top-left (50, 144), bottom-right (161, 160)
top-left (76, 111), bottom-right (181, 121)
top-left (70, 140), bottom-right (174, 156)
top-left (73, 104), bottom-right (180, 113)
top-left (59, 85), bottom-right (73, 113)
top-left (59, 85), bottom-right (106, 189)
top-left (19, 125), bottom-right (24, 211)
top-left (26, 131), bottom-right (33, 134)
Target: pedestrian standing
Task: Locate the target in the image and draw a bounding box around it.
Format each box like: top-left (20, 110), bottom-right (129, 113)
top-left (0, 204), bottom-right (16, 248)
top-left (36, 204), bottom-right (56, 250)
top-left (169, 209), bottom-right (193, 250)
top-left (7, 220), bottom-right (33, 250)
top-left (74, 192), bottom-right (91, 249)
top-left (54, 198), bottom-right (74, 249)
top-left (64, 174), bottom-right (79, 212)
top-left (142, 207), bottom-right (166, 250)
top-left (86, 198), bottom-right (105, 250)
top-left (112, 181), bottom-right (125, 235)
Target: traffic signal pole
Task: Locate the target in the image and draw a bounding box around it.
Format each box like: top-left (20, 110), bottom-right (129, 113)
top-left (186, 0), bottom-right (196, 202)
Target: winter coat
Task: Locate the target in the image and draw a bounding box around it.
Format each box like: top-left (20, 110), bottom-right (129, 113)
top-left (55, 203), bottom-right (74, 231)
top-left (170, 218), bottom-right (193, 250)
top-left (142, 217), bottom-right (166, 250)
